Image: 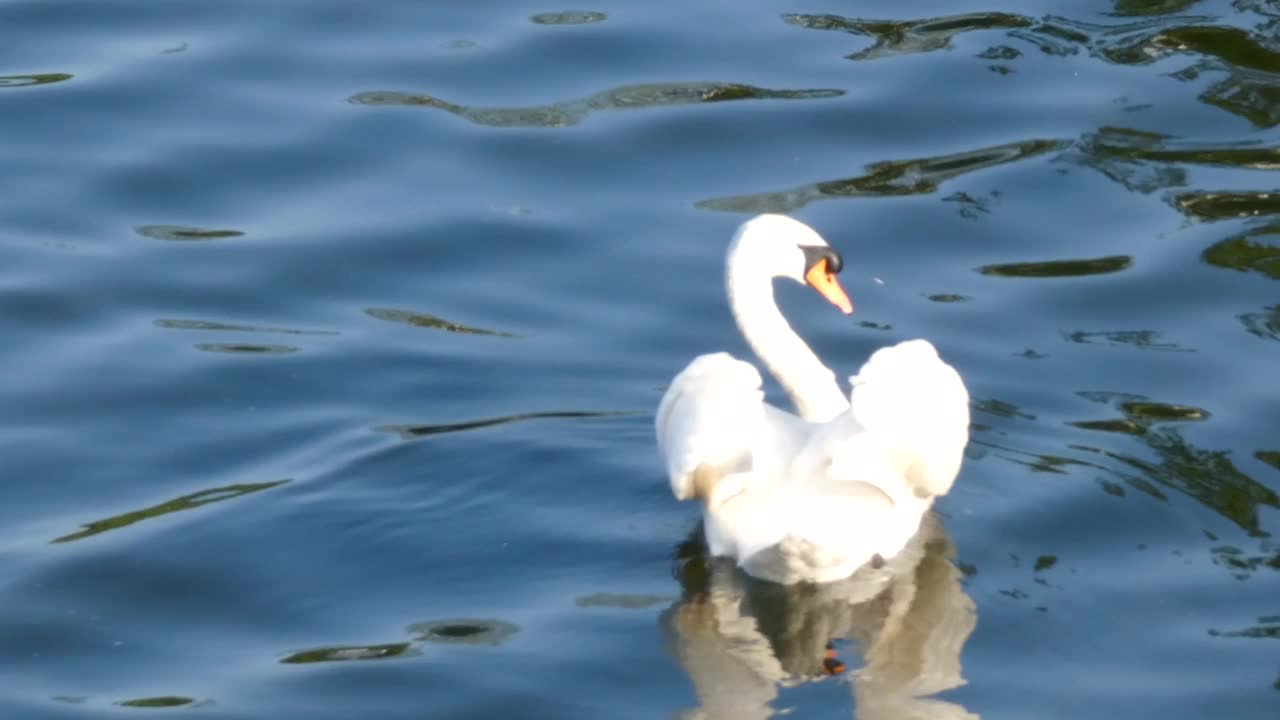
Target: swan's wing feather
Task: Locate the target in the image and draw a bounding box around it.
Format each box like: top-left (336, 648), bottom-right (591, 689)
top-left (843, 339), bottom-right (970, 499)
top-left (789, 339), bottom-right (969, 502)
top-left (656, 352), bottom-right (766, 501)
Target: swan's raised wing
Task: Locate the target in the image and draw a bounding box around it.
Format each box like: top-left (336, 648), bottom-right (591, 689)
top-left (656, 353), bottom-right (767, 503)
top-left (839, 339), bottom-right (970, 500)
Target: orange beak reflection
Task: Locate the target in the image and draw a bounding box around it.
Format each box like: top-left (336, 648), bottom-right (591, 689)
top-left (804, 260), bottom-right (854, 315)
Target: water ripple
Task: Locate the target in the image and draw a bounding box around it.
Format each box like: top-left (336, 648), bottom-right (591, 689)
top-left (783, 11), bottom-right (1032, 60)
top-left (1070, 126), bottom-right (1280, 197)
top-left (698, 138), bottom-right (1063, 213)
top-left (52, 480), bottom-right (290, 543)
top-left (1069, 392), bottom-right (1278, 536)
top-left (376, 410), bottom-right (631, 440)
top-left (280, 619), bottom-right (519, 664)
top-left (785, 9), bottom-right (1280, 126)
top-left (155, 319), bottom-right (339, 336)
top-left (348, 82), bottom-right (843, 128)
top-left (365, 307), bottom-right (515, 337)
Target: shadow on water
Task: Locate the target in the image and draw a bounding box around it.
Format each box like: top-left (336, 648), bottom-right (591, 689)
top-left (347, 82), bottom-right (843, 128)
top-left (365, 307), bottom-right (516, 338)
top-left (661, 514), bottom-right (976, 719)
top-left (784, 7), bottom-right (1280, 127)
top-left (280, 619), bottom-right (519, 664)
top-left (376, 410), bottom-right (634, 441)
top-left (52, 480), bottom-right (290, 543)
top-left (698, 139), bottom-right (1064, 213)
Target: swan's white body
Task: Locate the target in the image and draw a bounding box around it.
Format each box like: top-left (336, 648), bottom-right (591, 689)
top-left (656, 214), bottom-right (969, 584)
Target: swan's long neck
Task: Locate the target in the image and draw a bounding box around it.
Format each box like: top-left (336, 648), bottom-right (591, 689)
top-left (727, 248), bottom-right (847, 422)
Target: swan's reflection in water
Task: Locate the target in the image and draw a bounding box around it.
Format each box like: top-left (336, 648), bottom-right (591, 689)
top-left (661, 514), bottom-right (977, 719)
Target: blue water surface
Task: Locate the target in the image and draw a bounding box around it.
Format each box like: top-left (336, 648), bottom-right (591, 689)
top-left (1, 0), bottom-right (1277, 717)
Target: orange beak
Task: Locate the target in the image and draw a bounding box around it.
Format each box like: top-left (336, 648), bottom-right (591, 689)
top-left (804, 260), bottom-right (853, 315)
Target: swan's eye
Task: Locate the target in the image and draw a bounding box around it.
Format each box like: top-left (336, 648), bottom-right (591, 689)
top-left (825, 249), bottom-right (844, 274)
top-left (800, 246), bottom-right (844, 275)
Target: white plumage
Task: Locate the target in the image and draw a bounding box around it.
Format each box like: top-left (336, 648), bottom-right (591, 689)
top-left (656, 215), bottom-right (970, 584)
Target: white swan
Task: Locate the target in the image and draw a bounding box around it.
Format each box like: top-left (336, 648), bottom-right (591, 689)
top-left (656, 214), bottom-right (970, 584)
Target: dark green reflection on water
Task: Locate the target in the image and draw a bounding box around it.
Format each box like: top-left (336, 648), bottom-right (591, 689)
top-left (377, 410), bottom-right (631, 440)
top-left (281, 619), bottom-right (518, 664)
top-left (698, 138), bottom-right (1063, 213)
top-left (530, 10), bottom-right (606, 25)
top-left (348, 82), bottom-right (842, 128)
top-left (135, 225), bottom-right (246, 241)
top-left (784, 11), bottom-right (1031, 60)
top-left (195, 342), bottom-right (299, 355)
top-left (118, 696), bottom-right (196, 708)
top-left (974, 397), bottom-right (1036, 421)
top-left (1211, 543), bottom-right (1280, 579)
top-left (1034, 555), bottom-right (1058, 571)
top-left (1072, 393), bottom-right (1278, 536)
top-left (1202, 226), bottom-right (1280, 278)
top-left (1062, 329), bottom-right (1191, 352)
top-left (785, 9), bottom-right (1280, 126)
top-left (409, 618), bottom-right (519, 645)
top-left (1178, 61), bottom-right (1280, 128)
top-left (1111, 0), bottom-right (1201, 16)
top-left (1070, 126), bottom-right (1279, 195)
top-left (0, 73), bottom-right (72, 88)
top-left (52, 480), bottom-right (289, 543)
top-left (1176, 193), bottom-right (1280, 222)
top-left (281, 643), bottom-right (415, 664)
top-left (365, 307), bottom-right (515, 337)
top-left (1082, 127), bottom-right (1280, 170)
top-left (1256, 451), bottom-right (1280, 471)
top-left (156, 319), bottom-right (338, 336)
top-left (979, 255), bottom-right (1131, 278)
top-left (1209, 616), bottom-right (1280, 639)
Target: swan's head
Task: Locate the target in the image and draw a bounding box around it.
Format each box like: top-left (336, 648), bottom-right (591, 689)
top-left (729, 214), bottom-right (853, 314)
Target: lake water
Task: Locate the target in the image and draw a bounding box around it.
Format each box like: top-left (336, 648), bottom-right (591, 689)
top-left (2, 0), bottom-right (1277, 717)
